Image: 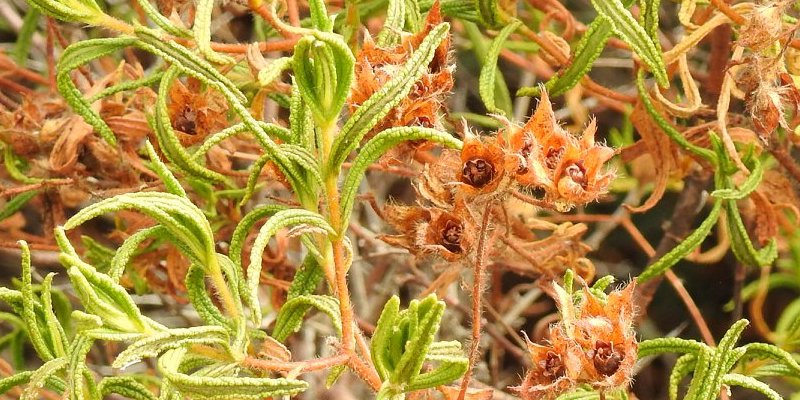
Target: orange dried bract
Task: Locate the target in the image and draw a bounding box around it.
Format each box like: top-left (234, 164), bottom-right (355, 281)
top-left (167, 78), bottom-right (228, 146)
top-left (514, 280), bottom-right (637, 399)
top-left (349, 2), bottom-right (453, 137)
top-left (380, 203), bottom-right (474, 261)
top-left (507, 90), bottom-right (615, 209)
top-left (458, 136), bottom-right (508, 197)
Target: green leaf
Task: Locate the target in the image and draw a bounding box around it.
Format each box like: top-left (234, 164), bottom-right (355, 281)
top-left (143, 140), bottom-right (186, 197)
top-left (636, 200), bottom-right (722, 283)
top-left (153, 67), bottom-right (228, 184)
top-left (192, 122), bottom-right (292, 159)
top-left (725, 199), bottom-right (778, 267)
top-left (722, 374), bottom-right (782, 400)
top-left (329, 23), bottom-right (450, 174)
top-left (40, 274), bottom-right (68, 359)
top-left (193, 0), bottom-right (235, 64)
top-left (308, 0), bottom-right (333, 31)
top-left (0, 372), bottom-right (34, 395)
top-left (246, 209), bottom-right (334, 323)
top-left (339, 127), bottom-right (461, 233)
top-left (638, 337), bottom-right (704, 357)
top-left (475, 0), bottom-right (507, 28)
top-left (478, 20), bottom-right (520, 115)
top-left (590, 0), bottom-right (667, 86)
top-left (286, 256), bottom-right (325, 299)
top-left (57, 38), bottom-right (138, 145)
top-left (21, 357), bottom-right (67, 400)
top-left (406, 342), bottom-right (467, 391)
top-left (0, 191), bottom-right (38, 223)
top-left (158, 348), bottom-right (308, 399)
top-left (517, 16), bottom-right (613, 97)
top-left (185, 264), bottom-right (229, 328)
top-left (27, 0), bottom-right (104, 24)
top-left (292, 32), bottom-right (355, 126)
top-left (65, 336), bottom-right (96, 400)
top-left (289, 80), bottom-right (315, 148)
top-left (741, 343), bottom-right (800, 375)
top-left (64, 192), bottom-right (215, 266)
top-left (372, 296), bottom-right (401, 381)
top-left (272, 295), bottom-right (341, 342)
top-left (639, 0), bottom-right (661, 48)
top-left (66, 263), bottom-right (155, 333)
top-left (256, 57), bottom-right (293, 87)
top-left (12, 8), bottom-right (39, 65)
top-left (636, 71), bottom-right (716, 162)
top-left (86, 71), bottom-right (165, 104)
top-left (228, 204), bottom-right (288, 269)
top-left (134, 0), bottom-right (191, 37)
top-left (711, 156), bottom-right (764, 200)
top-left (113, 326), bottom-right (230, 369)
top-left (19, 241), bottom-right (55, 361)
top-left (98, 376), bottom-right (157, 400)
top-left (668, 354), bottom-right (696, 400)
top-left (377, 0), bottom-right (406, 47)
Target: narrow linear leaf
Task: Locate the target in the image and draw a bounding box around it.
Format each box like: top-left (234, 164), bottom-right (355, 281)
top-left (246, 210), bottom-right (334, 323)
top-left (86, 71), bottom-right (164, 104)
top-left (143, 140), bottom-right (186, 197)
top-left (185, 264), bottom-right (229, 328)
top-left (272, 295), bottom-right (341, 342)
top-left (637, 337), bottom-right (704, 357)
top-left (722, 374), bottom-right (782, 400)
top-left (517, 16), bottom-right (613, 97)
top-left (591, 0), bottom-right (667, 86)
top-left (0, 191), bottom-right (39, 222)
top-left (158, 348), bottom-right (307, 399)
top-left (113, 326), bottom-right (230, 369)
top-left (377, 0), bottom-right (406, 46)
top-left (228, 204), bottom-right (288, 268)
top-left (392, 296), bottom-right (444, 384)
top-left (19, 241), bottom-right (55, 361)
top-left (339, 126), bottom-right (462, 233)
top-left (668, 354), bottom-right (697, 400)
top-left (329, 23), bottom-right (450, 173)
top-left (57, 38), bottom-right (138, 145)
top-left (98, 376), bottom-right (158, 400)
top-left (479, 20), bottom-right (520, 114)
top-left (21, 357), bottom-right (67, 400)
top-left (193, 0), bottom-right (235, 64)
top-left (636, 70), bottom-right (716, 162)
top-left (153, 67), bottom-right (228, 183)
top-left (372, 296), bottom-right (401, 381)
top-left (135, 0), bottom-right (191, 37)
top-left (637, 200), bottom-right (722, 283)
top-left (13, 8), bottom-right (39, 65)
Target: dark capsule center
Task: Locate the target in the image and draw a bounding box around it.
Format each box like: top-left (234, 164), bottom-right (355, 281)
top-left (592, 340), bottom-right (622, 376)
top-left (462, 158), bottom-right (495, 188)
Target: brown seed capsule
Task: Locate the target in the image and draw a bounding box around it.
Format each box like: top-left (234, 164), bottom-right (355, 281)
top-left (591, 340), bottom-right (622, 376)
top-left (542, 350), bottom-right (566, 379)
top-left (565, 161), bottom-right (587, 188)
top-left (545, 147), bottom-right (565, 169)
top-left (440, 219), bottom-right (463, 253)
top-left (462, 158), bottom-right (495, 188)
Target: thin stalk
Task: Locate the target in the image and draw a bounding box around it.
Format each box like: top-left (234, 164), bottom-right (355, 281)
top-left (458, 201), bottom-right (494, 400)
top-left (207, 255), bottom-right (241, 319)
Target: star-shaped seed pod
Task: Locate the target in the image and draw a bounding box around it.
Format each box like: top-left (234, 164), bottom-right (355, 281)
top-left (349, 3), bottom-right (453, 138)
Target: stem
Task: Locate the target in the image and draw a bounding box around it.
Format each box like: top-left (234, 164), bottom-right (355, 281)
top-left (207, 255), bottom-right (241, 319)
top-left (320, 123), bottom-right (357, 352)
top-left (243, 353), bottom-right (350, 372)
top-left (458, 202), bottom-right (494, 400)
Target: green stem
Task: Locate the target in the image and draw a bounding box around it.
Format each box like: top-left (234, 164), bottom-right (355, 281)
top-left (207, 255), bottom-right (241, 320)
